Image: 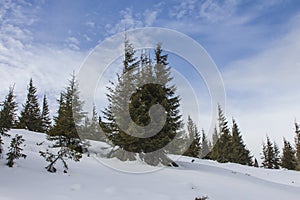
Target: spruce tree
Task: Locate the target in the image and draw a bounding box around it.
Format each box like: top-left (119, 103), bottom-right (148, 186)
top-left (101, 38), bottom-right (139, 151)
top-left (41, 73), bottom-right (85, 173)
top-left (18, 79), bottom-right (42, 131)
top-left (200, 129), bottom-right (210, 158)
top-left (210, 105), bottom-right (233, 163)
top-left (102, 41), bottom-right (183, 166)
top-left (261, 136), bottom-right (276, 169)
top-left (6, 134), bottom-right (27, 167)
top-left (295, 122), bottom-right (300, 170)
top-left (40, 94), bottom-right (52, 133)
top-left (273, 142), bottom-right (280, 169)
top-left (183, 116), bottom-right (200, 158)
top-left (281, 138), bottom-right (296, 170)
top-left (0, 86), bottom-right (18, 129)
top-left (48, 73), bottom-right (85, 152)
top-left (231, 119), bottom-right (252, 165)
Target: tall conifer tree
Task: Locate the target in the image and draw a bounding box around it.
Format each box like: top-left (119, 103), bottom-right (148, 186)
top-left (183, 116), bottom-right (200, 158)
top-left (102, 40), bottom-right (183, 166)
top-left (0, 86), bottom-right (18, 129)
top-left (210, 105), bottom-right (233, 163)
top-left (281, 138), bottom-right (296, 170)
top-left (18, 79), bottom-right (41, 131)
top-left (231, 119), bottom-right (252, 165)
top-left (200, 129), bottom-right (210, 158)
top-left (41, 73), bottom-right (85, 173)
top-left (295, 122), bottom-right (300, 170)
top-left (40, 94), bottom-right (51, 133)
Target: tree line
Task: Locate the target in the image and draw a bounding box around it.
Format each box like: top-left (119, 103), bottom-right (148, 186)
top-left (1, 39), bottom-right (300, 172)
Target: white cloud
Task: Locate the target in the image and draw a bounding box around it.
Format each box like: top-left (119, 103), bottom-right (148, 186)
top-left (65, 36), bottom-right (80, 50)
top-left (222, 15), bottom-right (300, 159)
top-left (105, 4), bottom-right (162, 35)
top-left (0, 1), bottom-right (88, 116)
top-left (170, 0), bottom-right (239, 22)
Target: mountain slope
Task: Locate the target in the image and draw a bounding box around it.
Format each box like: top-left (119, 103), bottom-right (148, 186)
top-left (0, 129), bottom-right (300, 200)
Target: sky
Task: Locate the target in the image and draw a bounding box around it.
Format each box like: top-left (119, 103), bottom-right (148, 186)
top-left (1, 0), bottom-right (300, 160)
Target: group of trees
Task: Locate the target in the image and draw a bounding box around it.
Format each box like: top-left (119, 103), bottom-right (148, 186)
top-left (17, 79), bottom-right (52, 133)
top-left (261, 123), bottom-right (300, 171)
top-left (184, 105), bottom-right (254, 167)
top-left (101, 40), bottom-right (183, 166)
top-left (0, 73), bottom-right (90, 172)
top-left (0, 86), bottom-right (27, 167)
top-left (183, 116), bottom-right (210, 159)
top-left (2, 38), bottom-right (300, 172)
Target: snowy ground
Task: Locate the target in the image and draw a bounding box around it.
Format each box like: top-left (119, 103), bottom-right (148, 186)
top-left (1, 129), bottom-right (300, 200)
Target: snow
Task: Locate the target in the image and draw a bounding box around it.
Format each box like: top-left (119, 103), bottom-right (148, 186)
top-left (1, 129), bottom-right (300, 200)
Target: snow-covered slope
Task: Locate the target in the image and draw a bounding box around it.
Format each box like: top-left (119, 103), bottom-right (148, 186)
top-left (1, 129), bottom-right (300, 200)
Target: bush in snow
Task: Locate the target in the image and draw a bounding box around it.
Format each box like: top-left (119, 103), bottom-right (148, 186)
top-left (6, 134), bottom-right (27, 167)
top-left (40, 146), bottom-right (81, 173)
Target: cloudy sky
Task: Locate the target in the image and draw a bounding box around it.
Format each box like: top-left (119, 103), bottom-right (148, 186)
top-left (1, 0), bottom-right (300, 159)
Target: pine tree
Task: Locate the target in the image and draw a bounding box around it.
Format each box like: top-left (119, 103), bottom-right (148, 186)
top-left (273, 142), bottom-right (280, 169)
top-left (231, 119), bottom-right (252, 165)
top-left (183, 116), bottom-right (201, 158)
top-left (48, 73), bottom-right (85, 150)
top-left (41, 73), bottom-right (85, 173)
top-left (101, 38), bottom-right (139, 151)
top-left (40, 94), bottom-right (51, 133)
top-left (0, 86), bottom-right (16, 158)
top-left (262, 136), bottom-right (276, 169)
top-left (295, 122), bottom-right (300, 170)
top-left (200, 129), bottom-right (210, 158)
top-left (6, 134), bottom-right (27, 167)
top-left (0, 86), bottom-right (18, 129)
top-left (102, 41), bottom-right (183, 166)
top-left (281, 138), bottom-right (297, 170)
top-left (210, 105), bottom-right (233, 163)
top-left (18, 79), bottom-right (42, 131)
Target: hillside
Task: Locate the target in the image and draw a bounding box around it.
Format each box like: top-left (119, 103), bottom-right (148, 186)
top-left (0, 129), bottom-right (300, 200)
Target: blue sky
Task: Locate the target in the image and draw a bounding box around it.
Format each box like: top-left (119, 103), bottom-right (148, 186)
top-left (1, 0), bottom-right (300, 159)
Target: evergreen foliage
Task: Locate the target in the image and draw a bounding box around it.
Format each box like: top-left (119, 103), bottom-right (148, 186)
top-left (82, 105), bottom-right (105, 141)
top-left (295, 122), bottom-right (300, 170)
top-left (0, 86), bottom-right (18, 129)
top-left (212, 126), bottom-right (219, 147)
top-left (210, 105), bottom-right (233, 163)
top-left (18, 79), bottom-right (42, 131)
top-left (6, 134), bottom-right (27, 167)
top-left (41, 73), bottom-right (84, 173)
top-left (262, 136), bottom-right (274, 169)
top-left (261, 136), bottom-right (280, 169)
top-left (48, 73), bottom-right (85, 152)
top-left (200, 129), bottom-right (210, 158)
top-left (0, 87), bottom-right (16, 158)
top-left (273, 142), bottom-right (280, 169)
top-left (101, 40), bottom-right (183, 166)
top-left (281, 138), bottom-right (297, 170)
top-left (231, 119), bottom-right (252, 165)
top-left (40, 94), bottom-right (52, 133)
top-left (39, 146), bottom-right (81, 173)
top-left (183, 116), bottom-right (201, 158)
